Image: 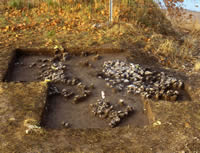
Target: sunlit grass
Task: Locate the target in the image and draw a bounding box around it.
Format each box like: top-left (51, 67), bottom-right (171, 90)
top-left (0, 0), bottom-right (199, 68)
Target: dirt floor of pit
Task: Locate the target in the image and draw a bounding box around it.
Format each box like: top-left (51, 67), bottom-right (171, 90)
top-left (4, 52), bottom-right (150, 129)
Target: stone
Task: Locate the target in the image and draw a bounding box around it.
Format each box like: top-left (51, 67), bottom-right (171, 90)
top-left (100, 60), bottom-right (185, 102)
top-left (71, 78), bottom-right (79, 86)
top-left (62, 52), bottom-right (70, 61)
top-left (126, 105), bottom-right (134, 113)
top-left (62, 121), bottom-right (71, 128)
top-left (81, 51), bottom-right (89, 57)
top-left (29, 62), bottom-right (36, 68)
top-left (42, 59), bottom-right (49, 63)
top-left (118, 99), bottom-right (125, 105)
top-left (145, 71), bottom-right (153, 75)
top-left (178, 81), bottom-right (184, 89)
top-left (48, 85), bottom-right (60, 96)
top-left (101, 91), bottom-right (105, 99)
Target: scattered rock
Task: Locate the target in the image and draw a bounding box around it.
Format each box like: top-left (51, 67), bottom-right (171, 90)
top-left (73, 95), bottom-right (87, 104)
top-left (42, 59), bottom-right (49, 63)
top-left (62, 121), bottom-right (71, 128)
top-left (37, 61), bottom-right (68, 83)
top-left (62, 88), bottom-right (74, 99)
top-left (101, 91), bottom-right (105, 99)
top-left (29, 62), bottom-right (36, 68)
top-left (48, 85), bottom-right (60, 96)
top-left (62, 52), bottom-right (70, 61)
top-left (90, 98), bottom-right (134, 128)
top-left (81, 51), bottom-right (89, 57)
top-left (118, 99), bottom-right (125, 106)
top-left (71, 78), bottom-right (80, 86)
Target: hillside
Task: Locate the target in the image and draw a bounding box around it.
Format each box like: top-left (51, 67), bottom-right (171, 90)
top-left (163, 8), bottom-right (200, 31)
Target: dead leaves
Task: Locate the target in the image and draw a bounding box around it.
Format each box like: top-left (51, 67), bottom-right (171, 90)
top-left (0, 0), bottom-right (185, 57)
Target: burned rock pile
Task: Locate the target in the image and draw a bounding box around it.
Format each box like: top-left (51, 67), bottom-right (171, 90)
top-left (101, 60), bottom-right (184, 101)
top-left (37, 61), bottom-right (67, 83)
top-left (90, 99), bottom-right (134, 128)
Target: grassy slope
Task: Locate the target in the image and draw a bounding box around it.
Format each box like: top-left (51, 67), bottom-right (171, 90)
top-left (0, 0), bottom-right (199, 68)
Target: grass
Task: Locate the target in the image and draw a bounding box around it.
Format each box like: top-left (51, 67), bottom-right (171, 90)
top-left (0, 0), bottom-right (199, 68)
top-left (45, 0), bottom-right (59, 8)
top-left (8, 0), bottom-right (34, 9)
top-left (8, 0), bottom-right (24, 9)
top-left (46, 30), bottom-right (56, 37)
top-left (0, 16), bottom-right (8, 28)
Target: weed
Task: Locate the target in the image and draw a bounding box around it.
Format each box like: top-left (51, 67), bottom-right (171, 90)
top-left (0, 17), bottom-right (8, 28)
top-left (46, 30), bottom-right (56, 37)
top-left (24, 16), bottom-right (30, 24)
top-left (157, 39), bottom-right (179, 59)
top-left (8, 0), bottom-right (34, 9)
top-left (27, 2), bottom-right (34, 9)
top-left (8, 0), bottom-right (24, 9)
top-left (45, 0), bottom-right (59, 8)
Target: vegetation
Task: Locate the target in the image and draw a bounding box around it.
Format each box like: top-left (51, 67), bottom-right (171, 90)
top-left (0, 0), bottom-right (199, 69)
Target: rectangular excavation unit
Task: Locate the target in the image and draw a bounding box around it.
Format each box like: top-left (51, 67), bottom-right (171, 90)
top-left (3, 49), bottom-right (189, 129)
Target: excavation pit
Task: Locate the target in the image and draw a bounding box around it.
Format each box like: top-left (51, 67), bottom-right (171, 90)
top-left (3, 49), bottom-right (190, 129)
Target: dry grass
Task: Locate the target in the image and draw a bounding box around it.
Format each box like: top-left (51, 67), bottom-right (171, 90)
top-left (0, 0), bottom-right (199, 69)
top-left (194, 60), bottom-right (200, 71)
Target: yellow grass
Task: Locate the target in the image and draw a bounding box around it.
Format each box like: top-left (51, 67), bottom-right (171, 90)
top-left (194, 60), bottom-right (200, 71)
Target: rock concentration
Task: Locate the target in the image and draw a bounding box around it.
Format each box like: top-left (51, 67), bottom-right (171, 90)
top-left (22, 52), bottom-right (185, 128)
top-left (101, 60), bottom-right (184, 101)
top-left (90, 99), bottom-right (134, 128)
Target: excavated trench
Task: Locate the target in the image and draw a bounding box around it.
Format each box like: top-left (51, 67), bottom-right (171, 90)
top-left (3, 49), bottom-right (191, 129)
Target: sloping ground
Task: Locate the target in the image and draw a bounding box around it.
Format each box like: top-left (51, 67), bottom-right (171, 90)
top-left (164, 9), bottom-right (200, 31)
top-left (0, 47), bottom-right (200, 152)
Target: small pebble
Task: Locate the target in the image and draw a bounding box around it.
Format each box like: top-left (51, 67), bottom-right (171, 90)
top-left (118, 99), bottom-right (125, 105)
top-left (62, 121), bottom-right (71, 128)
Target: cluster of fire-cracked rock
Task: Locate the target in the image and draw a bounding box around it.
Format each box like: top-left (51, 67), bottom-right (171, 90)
top-left (30, 52), bottom-right (92, 105)
top-left (48, 81), bottom-right (91, 104)
top-left (36, 54), bottom-right (69, 83)
top-left (101, 60), bottom-right (184, 101)
top-left (90, 99), bottom-right (134, 128)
